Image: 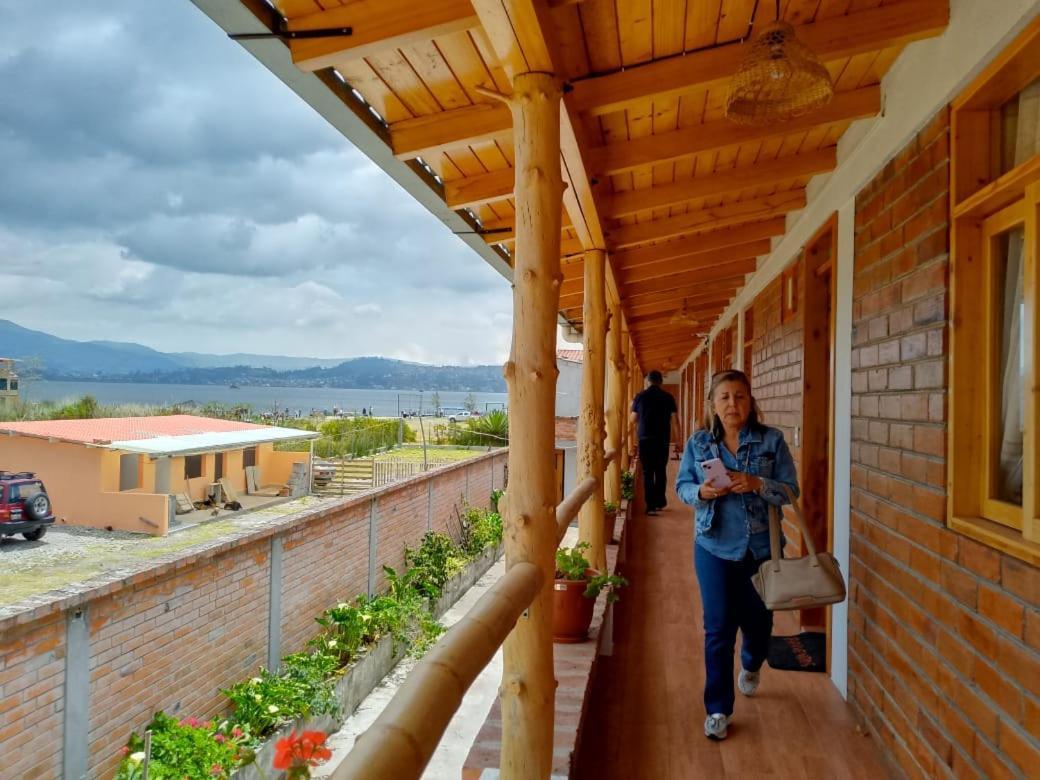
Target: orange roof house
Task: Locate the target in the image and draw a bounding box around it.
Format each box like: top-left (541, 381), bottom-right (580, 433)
top-left (0, 415), bottom-right (318, 535)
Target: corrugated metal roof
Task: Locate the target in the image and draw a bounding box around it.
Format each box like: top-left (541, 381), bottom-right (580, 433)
top-left (0, 414), bottom-right (318, 455)
top-left (109, 426), bottom-right (318, 456)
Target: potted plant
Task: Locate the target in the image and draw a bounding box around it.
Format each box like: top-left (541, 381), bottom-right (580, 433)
top-left (603, 500), bottom-right (620, 544)
top-left (621, 471), bottom-right (635, 501)
top-left (552, 542), bottom-right (627, 643)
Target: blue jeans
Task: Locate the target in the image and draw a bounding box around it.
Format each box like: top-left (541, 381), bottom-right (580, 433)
top-left (694, 543), bottom-right (773, 716)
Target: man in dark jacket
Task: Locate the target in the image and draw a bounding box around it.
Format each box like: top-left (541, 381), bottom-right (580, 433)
top-left (630, 370), bottom-right (679, 515)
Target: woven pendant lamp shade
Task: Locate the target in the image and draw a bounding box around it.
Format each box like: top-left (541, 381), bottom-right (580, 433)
top-left (725, 20), bottom-right (834, 125)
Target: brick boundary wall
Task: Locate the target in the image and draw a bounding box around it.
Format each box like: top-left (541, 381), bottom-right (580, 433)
top-left (0, 450), bottom-right (507, 780)
top-left (849, 109), bottom-right (1039, 779)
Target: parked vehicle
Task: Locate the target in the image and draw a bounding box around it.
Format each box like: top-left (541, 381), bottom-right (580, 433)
top-left (0, 471), bottom-right (56, 541)
top-left (444, 410), bottom-right (479, 423)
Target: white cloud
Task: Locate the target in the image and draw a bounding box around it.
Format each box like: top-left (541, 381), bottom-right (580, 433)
top-left (0, 0), bottom-right (514, 365)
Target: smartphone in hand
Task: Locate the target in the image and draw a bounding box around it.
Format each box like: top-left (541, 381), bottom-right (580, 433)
top-left (700, 458), bottom-right (733, 489)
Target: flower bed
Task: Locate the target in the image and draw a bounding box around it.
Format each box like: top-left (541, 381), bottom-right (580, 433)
top-left (115, 504), bottom-right (503, 779)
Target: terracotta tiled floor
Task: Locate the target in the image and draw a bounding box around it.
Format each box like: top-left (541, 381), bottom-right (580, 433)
top-left (573, 461), bottom-right (889, 779)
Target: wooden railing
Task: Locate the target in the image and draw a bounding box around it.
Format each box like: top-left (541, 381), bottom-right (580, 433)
top-left (330, 447), bottom-right (618, 779)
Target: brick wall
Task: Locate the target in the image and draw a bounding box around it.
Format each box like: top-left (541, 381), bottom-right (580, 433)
top-left (748, 271), bottom-right (806, 548)
top-left (849, 109), bottom-right (1039, 779)
top-left (0, 450), bottom-right (507, 779)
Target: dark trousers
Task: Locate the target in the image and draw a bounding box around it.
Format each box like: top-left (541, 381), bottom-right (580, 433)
top-left (694, 544), bottom-right (773, 716)
top-left (639, 437), bottom-right (670, 510)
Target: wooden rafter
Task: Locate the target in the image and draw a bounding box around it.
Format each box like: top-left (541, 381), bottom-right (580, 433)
top-left (617, 241), bottom-right (771, 286)
top-left (390, 103), bottom-right (512, 161)
top-left (287, 0), bottom-right (480, 71)
top-left (625, 291), bottom-right (735, 317)
top-left (588, 87), bottom-right (880, 177)
top-left (445, 168), bottom-right (516, 209)
top-left (622, 261), bottom-right (756, 299)
top-left (606, 192), bottom-right (806, 249)
top-left (569, 0), bottom-right (948, 118)
top-left (605, 148), bottom-right (835, 220)
top-left (611, 219), bottom-right (786, 272)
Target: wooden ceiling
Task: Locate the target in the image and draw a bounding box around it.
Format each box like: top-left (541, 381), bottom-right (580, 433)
top-left (270, 0), bottom-right (949, 370)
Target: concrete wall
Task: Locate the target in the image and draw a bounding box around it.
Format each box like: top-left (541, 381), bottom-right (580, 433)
top-left (0, 450), bottom-right (508, 780)
top-left (0, 436), bottom-right (168, 534)
top-left (555, 358), bottom-right (583, 418)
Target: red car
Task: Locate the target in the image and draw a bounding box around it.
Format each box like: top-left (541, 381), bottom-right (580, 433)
top-left (0, 471), bottom-right (55, 541)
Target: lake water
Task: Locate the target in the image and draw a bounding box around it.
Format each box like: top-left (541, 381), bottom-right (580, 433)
top-left (26, 381), bottom-right (508, 417)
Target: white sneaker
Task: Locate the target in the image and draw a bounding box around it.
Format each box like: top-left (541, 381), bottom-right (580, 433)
top-left (704, 713), bottom-right (729, 740)
top-left (738, 669), bottom-right (760, 697)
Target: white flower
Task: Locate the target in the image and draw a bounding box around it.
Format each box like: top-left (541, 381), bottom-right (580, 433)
top-left (267, 705), bottom-right (279, 714)
top-left (253, 694), bottom-right (262, 702)
top-left (129, 752), bottom-right (145, 764)
top-left (250, 677), bottom-right (262, 684)
top-left (336, 602), bottom-right (349, 609)
top-left (328, 640), bottom-right (338, 648)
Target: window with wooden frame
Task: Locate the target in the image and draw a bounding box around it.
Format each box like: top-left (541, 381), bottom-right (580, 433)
top-left (781, 264), bottom-right (799, 323)
top-left (742, 308), bottom-right (755, 382)
top-left (949, 18), bottom-right (1040, 564)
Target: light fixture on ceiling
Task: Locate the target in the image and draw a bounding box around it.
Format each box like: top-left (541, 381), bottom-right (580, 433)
top-left (725, 0), bottom-right (834, 125)
top-left (669, 299), bottom-right (704, 331)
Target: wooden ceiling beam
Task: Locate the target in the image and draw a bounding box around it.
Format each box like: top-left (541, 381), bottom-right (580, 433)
top-left (287, 0), bottom-right (480, 71)
top-left (605, 148), bottom-right (836, 220)
top-left (623, 261), bottom-right (756, 299)
top-left (618, 240), bottom-right (770, 286)
top-left (610, 219), bottom-right (786, 273)
top-left (445, 168), bottom-right (515, 209)
top-left (390, 103), bottom-right (512, 160)
top-left (561, 239), bottom-right (762, 297)
top-left (606, 191), bottom-right (806, 249)
top-left (629, 308), bottom-right (724, 326)
top-left (480, 212), bottom-right (574, 244)
top-left (626, 291), bottom-right (736, 317)
top-left (569, 0), bottom-right (948, 118)
top-left (588, 87), bottom-right (879, 178)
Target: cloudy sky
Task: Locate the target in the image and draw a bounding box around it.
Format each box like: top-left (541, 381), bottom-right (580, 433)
top-left (0, 1), bottom-right (514, 365)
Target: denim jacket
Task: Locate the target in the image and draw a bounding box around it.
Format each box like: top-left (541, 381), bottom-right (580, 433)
top-left (675, 424), bottom-right (799, 560)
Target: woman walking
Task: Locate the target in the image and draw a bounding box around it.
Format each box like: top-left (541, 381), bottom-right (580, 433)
top-left (675, 369), bottom-right (799, 740)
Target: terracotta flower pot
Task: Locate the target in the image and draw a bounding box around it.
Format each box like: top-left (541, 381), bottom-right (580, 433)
top-left (553, 569), bottom-right (598, 643)
top-left (603, 509), bottom-right (618, 545)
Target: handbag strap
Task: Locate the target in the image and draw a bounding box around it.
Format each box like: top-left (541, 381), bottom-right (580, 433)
top-left (766, 485), bottom-right (820, 571)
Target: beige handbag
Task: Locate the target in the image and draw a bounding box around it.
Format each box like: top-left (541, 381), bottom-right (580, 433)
top-left (751, 488), bottom-right (847, 611)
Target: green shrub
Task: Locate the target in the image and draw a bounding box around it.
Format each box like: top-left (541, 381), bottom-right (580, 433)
top-left (460, 506), bottom-right (503, 557)
top-left (621, 470), bottom-right (635, 500)
top-left (222, 660), bottom-right (338, 740)
top-left (405, 532), bottom-right (467, 599)
top-left (114, 712), bottom-right (246, 780)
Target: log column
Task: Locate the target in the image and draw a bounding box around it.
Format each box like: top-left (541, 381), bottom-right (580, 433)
top-left (605, 298), bottom-right (624, 506)
top-left (619, 337), bottom-right (632, 474)
top-left (499, 72), bottom-right (564, 779)
top-left (577, 249), bottom-right (607, 571)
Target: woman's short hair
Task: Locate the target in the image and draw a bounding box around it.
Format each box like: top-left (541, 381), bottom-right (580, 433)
top-left (703, 369), bottom-right (764, 439)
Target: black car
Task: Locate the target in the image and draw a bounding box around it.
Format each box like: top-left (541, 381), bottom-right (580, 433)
top-left (0, 471), bottom-right (56, 541)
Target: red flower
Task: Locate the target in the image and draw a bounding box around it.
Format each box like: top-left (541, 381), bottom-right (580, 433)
top-left (232, 727), bottom-right (244, 739)
top-left (273, 730), bottom-right (333, 776)
top-left (210, 764), bottom-right (223, 776)
top-left (119, 746), bottom-right (130, 757)
top-left (214, 733), bottom-right (226, 744)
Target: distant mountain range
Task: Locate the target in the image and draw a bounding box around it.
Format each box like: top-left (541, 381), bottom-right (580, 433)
top-left (0, 319), bottom-right (506, 392)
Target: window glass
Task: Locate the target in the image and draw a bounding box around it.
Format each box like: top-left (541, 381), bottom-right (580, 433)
top-left (1000, 75), bottom-right (1040, 174)
top-left (994, 228), bottom-right (1026, 505)
top-left (11, 481), bottom-right (43, 500)
top-left (0, 379), bottom-right (7, 390)
top-left (243, 447), bottom-right (257, 468)
top-left (9, 380), bottom-right (16, 391)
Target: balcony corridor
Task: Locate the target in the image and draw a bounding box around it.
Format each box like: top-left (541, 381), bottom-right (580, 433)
top-left (573, 460), bottom-right (888, 779)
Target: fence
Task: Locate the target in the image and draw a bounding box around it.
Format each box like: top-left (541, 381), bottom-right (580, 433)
top-left (312, 457), bottom-right (467, 496)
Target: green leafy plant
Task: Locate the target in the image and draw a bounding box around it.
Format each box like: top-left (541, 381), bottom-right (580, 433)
top-left (222, 661), bottom-right (338, 740)
top-left (405, 532), bottom-right (467, 599)
top-left (460, 506), bottom-right (503, 556)
top-left (554, 542), bottom-right (628, 602)
top-left (621, 470), bottom-right (635, 500)
top-left (490, 488), bottom-right (505, 513)
top-left (114, 712), bottom-right (246, 779)
top-left (604, 500), bottom-right (619, 514)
